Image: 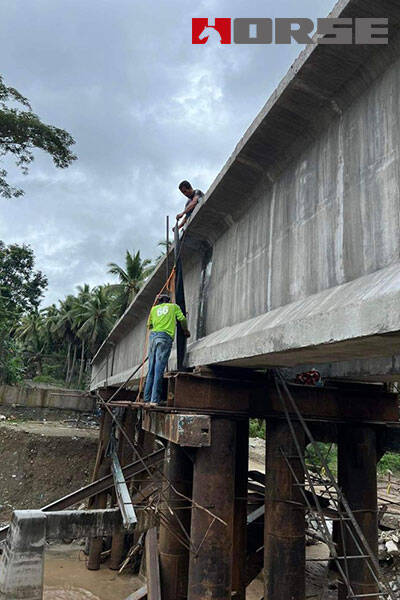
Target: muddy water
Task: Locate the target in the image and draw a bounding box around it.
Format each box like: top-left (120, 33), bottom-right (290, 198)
top-left (44, 545), bottom-right (143, 600)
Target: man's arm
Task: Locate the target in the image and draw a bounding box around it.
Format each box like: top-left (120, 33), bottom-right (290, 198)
top-left (147, 311), bottom-right (153, 330)
top-left (176, 198), bottom-right (198, 219)
top-left (176, 193), bottom-right (202, 220)
top-left (175, 305), bottom-right (190, 337)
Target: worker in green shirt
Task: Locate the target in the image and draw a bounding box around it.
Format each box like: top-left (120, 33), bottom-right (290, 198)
top-left (144, 292), bottom-right (190, 405)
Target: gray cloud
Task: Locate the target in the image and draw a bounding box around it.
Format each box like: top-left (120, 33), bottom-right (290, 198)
top-left (0, 0), bottom-right (335, 304)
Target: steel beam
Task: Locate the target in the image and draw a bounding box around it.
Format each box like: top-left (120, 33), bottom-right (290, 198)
top-left (338, 425), bottom-right (379, 599)
top-left (146, 527), bottom-right (161, 600)
top-left (142, 411), bottom-right (210, 447)
top-left (170, 372), bottom-right (399, 423)
top-left (252, 383), bottom-right (399, 423)
top-left (188, 418), bottom-right (236, 600)
top-left (172, 372), bottom-right (250, 412)
top-left (159, 442), bottom-right (193, 600)
top-left (111, 450), bottom-right (137, 531)
top-left (264, 419), bottom-right (306, 600)
top-left (0, 449), bottom-right (164, 544)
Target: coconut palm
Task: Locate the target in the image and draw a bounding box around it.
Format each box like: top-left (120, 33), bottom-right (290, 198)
top-left (54, 295), bottom-right (77, 383)
top-left (108, 250), bottom-right (152, 316)
top-left (16, 311), bottom-right (46, 376)
top-left (76, 285), bottom-right (114, 354)
top-left (71, 284), bottom-right (92, 386)
top-left (41, 304), bottom-right (60, 349)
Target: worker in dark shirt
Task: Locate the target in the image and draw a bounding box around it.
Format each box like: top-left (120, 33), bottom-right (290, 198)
top-left (175, 180), bottom-right (204, 231)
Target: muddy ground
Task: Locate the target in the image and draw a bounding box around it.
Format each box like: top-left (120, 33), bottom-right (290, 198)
top-left (0, 411), bottom-right (98, 525)
top-left (44, 544), bottom-right (142, 600)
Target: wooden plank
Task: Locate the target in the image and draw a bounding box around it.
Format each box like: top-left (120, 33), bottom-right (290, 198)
top-left (145, 527), bottom-right (161, 600)
top-left (125, 586), bottom-right (147, 600)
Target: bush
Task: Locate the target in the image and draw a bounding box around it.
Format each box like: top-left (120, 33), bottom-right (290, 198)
top-left (32, 374), bottom-right (65, 387)
top-left (0, 333), bottom-right (25, 385)
top-left (378, 452), bottom-right (400, 476)
top-left (249, 419), bottom-right (266, 439)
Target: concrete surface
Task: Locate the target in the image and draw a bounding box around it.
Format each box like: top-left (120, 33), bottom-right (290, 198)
top-left (91, 0), bottom-right (400, 387)
top-left (0, 510), bottom-right (122, 600)
top-left (0, 384), bottom-right (95, 412)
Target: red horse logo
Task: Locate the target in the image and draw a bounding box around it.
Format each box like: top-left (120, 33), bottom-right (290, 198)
top-left (192, 18), bottom-right (231, 44)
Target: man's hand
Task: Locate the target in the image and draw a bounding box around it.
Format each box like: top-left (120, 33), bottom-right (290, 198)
top-left (183, 330), bottom-right (191, 338)
top-left (176, 212), bottom-right (184, 220)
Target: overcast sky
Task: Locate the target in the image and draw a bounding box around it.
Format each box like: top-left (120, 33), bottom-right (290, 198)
top-left (0, 0), bottom-right (335, 305)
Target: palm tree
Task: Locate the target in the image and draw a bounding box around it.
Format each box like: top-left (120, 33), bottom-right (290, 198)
top-left (16, 311), bottom-right (46, 376)
top-left (108, 250), bottom-right (152, 316)
top-left (76, 285), bottom-right (114, 354)
top-left (71, 284), bottom-right (92, 387)
top-left (41, 304), bottom-right (60, 350)
top-left (55, 295), bottom-right (77, 383)
top-left (155, 240), bottom-right (169, 263)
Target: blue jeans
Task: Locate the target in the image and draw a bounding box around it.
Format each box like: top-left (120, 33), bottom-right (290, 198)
top-left (144, 331), bottom-right (173, 404)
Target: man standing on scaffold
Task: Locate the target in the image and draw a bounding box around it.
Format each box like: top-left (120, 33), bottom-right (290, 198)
top-left (144, 292), bottom-right (190, 405)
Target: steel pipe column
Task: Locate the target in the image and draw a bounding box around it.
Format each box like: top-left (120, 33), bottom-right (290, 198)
top-left (338, 424), bottom-right (379, 599)
top-left (264, 419), bottom-right (306, 600)
top-left (87, 409), bottom-right (113, 570)
top-left (232, 419), bottom-right (249, 600)
top-left (188, 418), bottom-right (236, 600)
top-left (159, 441), bottom-right (193, 600)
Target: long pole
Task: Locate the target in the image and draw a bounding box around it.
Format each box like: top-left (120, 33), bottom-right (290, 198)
top-left (166, 215), bottom-right (170, 284)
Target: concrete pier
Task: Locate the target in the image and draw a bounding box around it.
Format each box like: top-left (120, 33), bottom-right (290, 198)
top-left (0, 511), bottom-right (45, 600)
top-left (0, 509), bottom-right (122, 600)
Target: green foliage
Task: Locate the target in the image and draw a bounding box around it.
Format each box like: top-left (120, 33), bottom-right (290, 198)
top-left (0, 241), bottom-right (47, 314)
top-left (305, 442), bottom-right (337, 475)
top-left (378, 452), bottom-right (400, 475)
top-left (1, 244), bottom-right (155, 388)
top-left (74, 285), bottom-right (115, 353)
top-left (249, 419), bottom-right (266, 439)
top-left (32, 374), bottom-right (65, 387)
top-left (0, 297), bottom-right (25, 384)
top-left (108, 250), bottom-right (153, 316)
top-left (0, 74), bottom-right (76, 198)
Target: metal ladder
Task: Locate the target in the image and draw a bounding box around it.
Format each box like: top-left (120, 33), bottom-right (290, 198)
top-left (274, 369), bottom-right (395, 600)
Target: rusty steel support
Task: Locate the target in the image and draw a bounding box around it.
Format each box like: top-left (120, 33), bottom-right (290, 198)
top-left (159, 442), bottom-right (193, 600)
top-left (133, 429), bottom-right (157, 535)
top-left (110, 408), bottom-right (129, 570)
top-left (142, 411), bottom-right (211, 447)
top-left (232, 419), bottom-right (249, 600)
top-left (338, 425), bottom-right (379, 600)
top-left (264, 419), bottom-right (306, 600)
top-left (87, 409), bottom-right (113, 570)
top-left (188, 418), bottom-right (236, 600)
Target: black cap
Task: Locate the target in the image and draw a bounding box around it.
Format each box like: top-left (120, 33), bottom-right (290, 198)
top-left (159, 292), bottom-right (170, 302)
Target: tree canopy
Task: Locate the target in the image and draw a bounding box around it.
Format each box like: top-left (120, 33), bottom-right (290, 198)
top-left (0, 74), bottom-right (76, 198)
top-left (0, 241), bottom-right (166, 387)
top-left (108, 250), bottom-right (153, 315)
top-left (0, 241), bottom-right (47, 314)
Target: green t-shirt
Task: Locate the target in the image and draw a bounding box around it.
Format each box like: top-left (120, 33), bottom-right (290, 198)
top-left (147, 303), bottom-right (187, 340)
